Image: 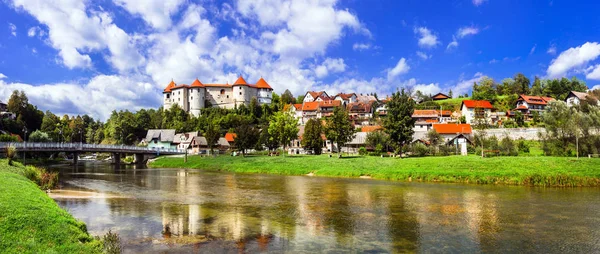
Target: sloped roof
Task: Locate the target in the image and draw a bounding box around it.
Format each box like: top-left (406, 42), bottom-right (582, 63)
top-left (217, 137), bottom-right (230, 147)
top-left (335, 93), bottom-right (356, 100)
top-left (319, 100), bottom-right (342, 108)
top-left (361, 126), bottom-right (382, 132)
top-left (346, 132), bottom-right (366, 145)
top-left (190, 78), bottom-right (204, 88)
top-left (356, 94), bottom-right (377, 102)
top-left (203, 83), bottom-right (232, 88)
top-left (518, 94), bottom-right (555, 105)
top-left (191, 136), bottom-right (208, 146)
top-left (233, 76), bottom-right (248, 86)
top-left (567, 91), bottom-right (594, 100)
top-left (302, 102), bottom-right (320, 111)
top-left (163, 80), bottom-right (177, 93)
top-left (255, 77), bottom-right (272, 89)
top-left (461, 100), bottom-right (493, 109)
top-left (173, 132), bottom-right (200, 144)
top-left (432, 124), bottom-right (472, 134)
top-left (225, 132), bottom-right (237, 142)
top-left (347, 101), bottom-right (374, 113)
top-left (145, 129), bottom-right (176, 142)
top-left (293, 104), bottom-right (302, 110)
top-left (431, 93), bottom-right (450, 100)
top-left (412, 110), bottom-right (439, 118)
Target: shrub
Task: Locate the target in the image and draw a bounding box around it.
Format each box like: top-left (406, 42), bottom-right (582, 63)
top-left (499, 136), bottom-right (518, 156)
top-left (28, 130), bottom-right (51, 142)
top-left (375, 144), bottom-right (384, 154)
top-left (358, 147), bottom-right (367, 156)
top-left (517, 140), bottom-right (530, 153)
top-left (23, 166), bottom-right (58, 190)
top-left (102, 230), bottom-right (122, 254)
top-left (6, 145), bottom-right (17, 165)
top-left (0, 134), bottom-right (18, 142)
top-left (411, 143), bottom-right (429, 157)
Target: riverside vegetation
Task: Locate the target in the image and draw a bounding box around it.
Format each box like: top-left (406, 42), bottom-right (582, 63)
top-left (0, 159), bottom-right (122, 253)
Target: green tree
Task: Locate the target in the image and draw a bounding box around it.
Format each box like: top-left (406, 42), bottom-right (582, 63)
top-left (302, 118), bottom-right (323, 155)
top-left (472, 77), bottom-right (497, 102)
top-left (268, 111), bottom-right (298, 156)
top-left (531, 76), bottom-right (543, 96)
top-left (204, 121), bottom-right (221, 156)
top-left (281, 89), bottom-right (296, 105)
top-left (234, 122), bottom-right (259, 156)
top-left (513, 73), bottom-right (531, 95)
top-left (28, 130), bottom-right (51, 142)
top-left (383, 89), bottom-right (416, 152)
top-left (325, 106), bottom-right (355, 155)
top-left (366, 130), bottom-right (390, 150)
top-left (296, 95), bottom-right (305, 103)
top-left (426, 129), bottom-right (443, 146)
top-left (448, 89), bottom-right (453, 98)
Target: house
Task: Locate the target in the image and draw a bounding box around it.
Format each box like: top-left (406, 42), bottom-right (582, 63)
top-left (460, 100), bottom-right (494, 124)
top-left (356, 94), bottom-right (377, 103)
top-left (318, 100), bottom-right (342, 118)
top-left (225, 133), bottom-right (237, 148)
top-left (565, 91), bottom-right (597, 107)
top-left (173, 132), bottom-right (200, 150)
top-left (344, 132), bottom-right (367, 153)
top-left (301, 101), bottom-right (320, 123)
top-left (361, 125), bottom-right (382, 132)
top-left (333, 93), bottom-right (357, 106)
top-left (163, 75), bottom-right (273, 116)
top-left (431, 93), bottom-right (451, 101)
top-left (285, 103), bottom-right (303, 123)
top-left (145, 129), bottom-right (176, 149)
top-left (288, 125), bottom-right (330, 154)
top-left (513, 95), bottom-right (554, 117)
top-left (303, 91), bottom-right (331, 102)
top-left (432, 124), bottom-right (473, 144)
top-left (189, 136), bottom-right (208, 154)
top-left (347, 101), bottom-right (375, 125)
top-left (412, 110), bottom-right (453, 132)
top-left (217, 137), bottom-right (231, 151)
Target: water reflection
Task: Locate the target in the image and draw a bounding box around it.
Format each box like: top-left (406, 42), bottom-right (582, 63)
top-left (51, 162), bottom-right (600, 253)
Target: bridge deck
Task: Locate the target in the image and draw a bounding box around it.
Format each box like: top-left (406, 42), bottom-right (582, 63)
top-left (0, 142), bottom-right (185, 155)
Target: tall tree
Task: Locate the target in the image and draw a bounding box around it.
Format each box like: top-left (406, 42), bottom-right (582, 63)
top-left (268, 111), bottom-right (299, 156)
top-left (281, 89), bottom-right (296, 105)
top-left (472, 77), bottom-right (497, 102)
top-left (204, 121), bottom-right (221, 156)
top-left (234, 122), bottom-right (259, 156)
top-left (302, 118), bottom-right (323, 155)
top-left (383, 89), bottom-right (416, 151)
top-left (531, 76), bottom-right (543, 96)
top-left (324, 106), bottom-right (355, 155)
top-left (513, 73), bottom-right (531, 95)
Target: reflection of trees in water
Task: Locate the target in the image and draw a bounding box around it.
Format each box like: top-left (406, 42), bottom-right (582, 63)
top-left (387, 190), bottom-right (419, 253)
top-left (319, 182), bottom-right (355, 244)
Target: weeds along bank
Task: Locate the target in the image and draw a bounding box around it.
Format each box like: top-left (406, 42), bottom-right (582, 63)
top-left (150, 155), bottom-right (600, 187)
top-left (0, 160), bottom-right (105, 253)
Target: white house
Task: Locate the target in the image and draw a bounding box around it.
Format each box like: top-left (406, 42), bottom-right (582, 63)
top-left (460, 100), bottom-right (494, 124)
top-left (145, 129), bottom-right (176, 149)
top-left (303, 91), bottom-right (330, 103)
top-left (565, 91), bottom-right (595, 107)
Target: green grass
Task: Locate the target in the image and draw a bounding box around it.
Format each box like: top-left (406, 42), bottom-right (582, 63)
top-left (150, 155), bottom-right (600, 187)
top-left (0, 160), bottom-right (102, 253)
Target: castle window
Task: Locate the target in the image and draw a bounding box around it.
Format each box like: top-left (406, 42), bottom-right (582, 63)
top-left (227, 95), bottom-right (229, 98)
top-left (166, 94), bottom-right (170, 99)
top-left (239, 92), bottom-right (242, 95)
top-left (191, 97), bottom-right (193, 100)
top-left (220, 89), bottom-right (225, 95)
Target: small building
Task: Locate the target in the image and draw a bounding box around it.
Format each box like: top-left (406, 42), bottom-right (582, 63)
top-left (145, 129), bottom-right (176, 149)
top-left (460, 100), bottom-right (493, 124)
top-left (217, 137), bottom-right (231, 151)
top-left (347, 101), bottom-right (375, 125)
top-left (190, 136), bottom-right (208, 154)
top-left (333, 93), bottom-right (357, 106)
top-left (361, 125), bottom-right (382, 133)
top-left (301, 101), bottom-right (320, 123)
top-left (303, 91), bottom-right (331, 102)
top-left (225, 133), bottom-right (237, 148)
top-left (318, 100), bottom-right (342, 118)
top-left (513, 94), bottom-right (554, 116)
top-left (431, 93), bottom-right (451, 101)
top-left (432, 123), bottom-right (473, 143)
top-left (412, 110), bottom-right (453, 132)
top-left (173, 131), bottom-right (200, 150)
top-left (344, 132), bottom-right (367, 153)
top-left (565, 91), bottom-right (596, 107)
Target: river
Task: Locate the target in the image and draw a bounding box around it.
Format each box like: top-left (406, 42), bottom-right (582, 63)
top-left (50, 161), bottom-right (600, 253)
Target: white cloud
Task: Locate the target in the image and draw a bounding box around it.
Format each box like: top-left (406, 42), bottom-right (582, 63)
top-left (314, 58), bottom-right (346, 78)
top-left (0, 73), bottom-right (7, 79)
top-left (353, 43), bottom-right (371, 51)
top-left (414, 27), bottom-right (439, 48)
top-left (472, 0), bottom-right (487, 6)
top-left (546, 42), bottom-right (600, 78)
top-left (413, 82), bottom-right (441, 95)
top-left (530, 44), bottom-right (536, 55)
top-left (453, 72), bottom-right (484, 96)
top-left (457, 26), bottom-right (479, 38)
top-left (586, 65), bottom-right (600, 80)
top-left (27, 26), bottom-right (46, 38)
top-left (547, 44), bottom-right (557, 55)
top-left (416, 51), bottom-right (430, 60)
top-left (314, 77), bottom-right (388, 96)
top-left (9, 23), bottom-right (16, 36)
top-left (112, 0), bottom-right (185, 30)
top-left (591, 85), bottom-right (600, 91)
top-left (489, 59), bottom-right (498, 64)
top-left (0, 75), bottom-right (161, 120)
top-left (387, 58), bottom-right (410, 81)
top-left (447, 36), bottom-right (459, 50)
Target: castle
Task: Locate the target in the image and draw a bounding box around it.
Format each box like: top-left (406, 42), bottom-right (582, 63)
top-left (163, 75), bottom-right (273, 116)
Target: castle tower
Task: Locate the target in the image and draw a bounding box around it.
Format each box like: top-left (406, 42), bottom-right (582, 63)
top-left (255, 77), bottom-right (273, 104)
top-left (189, 78), bottom-right (205, 117)
top-left (163, 80), bottom-right (177, 109)
top-left (232, 75), bottom-right (250, 107)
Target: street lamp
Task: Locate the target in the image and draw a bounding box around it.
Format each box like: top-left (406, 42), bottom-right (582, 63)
top-left (22, 126), bottom-right (27, 164)
top-left (79, 129), bottom-right (82, 146)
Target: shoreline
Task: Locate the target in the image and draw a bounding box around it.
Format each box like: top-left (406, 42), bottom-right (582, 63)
top-left (149, 154), bottom-right (600, 187)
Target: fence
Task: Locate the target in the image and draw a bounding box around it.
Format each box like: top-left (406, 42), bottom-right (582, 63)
top-left (0, 142), bottom-right (185, 154)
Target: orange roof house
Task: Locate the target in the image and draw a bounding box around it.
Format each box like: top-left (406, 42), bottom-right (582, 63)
top-left (225, 133), bottom-right (237, 142)
top-left (302, 102), bottom-right (320, 111)
top-left (432, 124), bottom-right (472, 134)
top-left (361, 126), bottom-right (383, 132)
top-left (431, 93), bottom-right (451, 101)
top-left (190, 78), bottom-right (204, 88)
top-left (461, 100), bottom-right (494, 109)
top-left (517, 94), bottom-right (554, 106)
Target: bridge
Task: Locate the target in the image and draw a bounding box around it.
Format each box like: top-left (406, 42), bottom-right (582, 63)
top-left (0, 142), bottom-right (185, 164)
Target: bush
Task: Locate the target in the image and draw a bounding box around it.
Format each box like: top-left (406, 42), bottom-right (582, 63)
top-left (410, 143), bottom-right (429, 157)
top-left (439, 145), bottom-right (452, 156)
top-left (102, 230), bottom-right (122, 254)
top-left (6, 145), bottom-right (17, 166)
top-left (358, 147), bottom-right (367, 156)
top-left (23, 166), bottom-right (58, 190)
top-left (518, 140), bottom-right (530, 153)
top-left (29, 130), bottom-right (51, 142)
top-left (0, 134), bottom-right (18, 142)
top-left (499, 136), bottom-right (518, 156)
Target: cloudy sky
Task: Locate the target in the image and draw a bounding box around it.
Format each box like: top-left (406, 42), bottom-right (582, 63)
top-left (1, 0), bottom-right (599, 120)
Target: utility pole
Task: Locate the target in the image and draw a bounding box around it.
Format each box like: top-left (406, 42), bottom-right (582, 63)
top-left (22, 126), bottom-right (27, 165)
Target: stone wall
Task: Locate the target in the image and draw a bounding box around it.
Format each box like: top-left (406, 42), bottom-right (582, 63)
top-left (474, 127), bottom-right (545, 140)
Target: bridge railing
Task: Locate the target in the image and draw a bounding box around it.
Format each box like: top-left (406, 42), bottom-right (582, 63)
top-left (0, 142), bottom-right (185, 154)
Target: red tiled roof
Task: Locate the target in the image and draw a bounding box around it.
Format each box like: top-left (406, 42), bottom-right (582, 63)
top-left (302, 102), bottom-right (320, 111)
top-left (319, 100), bottom-right (342, 108)
top-left (412, 110), bottom-right (439, 117)
top-left (335, 93), bottom-right (355, 100)
top-left (163, 80), bottom-right (177, 93)
top-left (225, 133), bottom-right (237, 142)
top-left (516, 105), bottom-right (528, 110)
top-left (233, 76), bottom-right (248, 86)
top-left (518, 94), bottom-right (555, 105)
top-left (361, 126), bottom-right (382, 132)
top-left (432, 124), bottom-right (472, 134)
top-left (461, 100), bottom-right (493, 109)
top-left (171, 84), bottom-right (190, 90)
top-left (293, 104), bottom-right (302, 110)
top-left (431, 93), bottom-right (450, 99)
top-left (203, 83), bottom-right (232, 87)
top-left (190, 78), bottom-right (204, 88)
top-left (255, 77), bottom-right (272, 89)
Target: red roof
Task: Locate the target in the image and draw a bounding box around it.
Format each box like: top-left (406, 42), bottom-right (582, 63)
top-left (335, 93), bottom-right (356, 100)
top-left (163, 80), bottom-right (177, 93)
top-left (203, 83), bottom-right (232, 87)
top-left (225, 133), bottom-right (237, 142)
top-left (190, 78), bottom-right (204, 88)
top-left (255, 77), bottom-right (272, 89)
top-left (516, 105), bottom-right (528, 110)
top-left (361, 126), bottom-right (382, 132)
top-left (412, 110), bottom-right (439, 117)
top-left (302, 102), bottom-right (320, 111)
top-left (461, 100), bottom-right (493, 109)
top-left (518, 94), bottom-right (554, 105)
top-left (233, 76), bottom-right (248, 86)
top-left (432, 124), bottom-right (472, 134)
top-left (319, 100), bottom-right (342, 108)
top-left (431, 93), bottom-right (450, 100)
top-left (293, 104), bottom-right (302, 110)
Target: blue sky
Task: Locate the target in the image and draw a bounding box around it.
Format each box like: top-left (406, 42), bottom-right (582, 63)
top-left (1, 0), bottom-right (600, 120)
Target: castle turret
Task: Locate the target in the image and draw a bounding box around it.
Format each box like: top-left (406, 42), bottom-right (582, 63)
top-left (255, 77), bottom-right (273, 104)
top-left (232, 75), bottom-right (250, 107)
top-left (163, 80), bottom-right (177, 109)
top-left (189, 78), bottom-right (205, 117)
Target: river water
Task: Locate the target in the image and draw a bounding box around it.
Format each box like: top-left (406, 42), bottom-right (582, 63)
top-left (50, 162), bottom-right (600, 253)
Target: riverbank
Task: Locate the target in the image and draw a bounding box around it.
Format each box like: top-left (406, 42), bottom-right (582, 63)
top-left (150, 155), bottom-right (600, 187)
top-left (0, 160), bottom-right (102, 253)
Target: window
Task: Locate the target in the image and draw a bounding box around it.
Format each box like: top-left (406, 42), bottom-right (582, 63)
top-left (239, 92), bottom-right (242, 95)
top-left (166, 94), bottom-right (170, 99)
top-left (239, 87), bottom-right (242, 90)
top-left (227, 95), bottom-right (229, 98)
top-left (191, 97), bottom-right (193, 100)
top-left (220, 89), bottom-right (225, 95)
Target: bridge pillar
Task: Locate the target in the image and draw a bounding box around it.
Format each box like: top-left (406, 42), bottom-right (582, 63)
top-left (134, 154), bottom-right (145, 165)
top-left (73, 152), bottom-right (78, 164)
top-left (112, 153), bottom-right (121, 165)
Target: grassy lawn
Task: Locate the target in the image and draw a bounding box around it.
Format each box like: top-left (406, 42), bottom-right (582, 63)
top-left (0, 160), bottom-right (102, 253)
top-left (150, 155), bottom-right (600, 187)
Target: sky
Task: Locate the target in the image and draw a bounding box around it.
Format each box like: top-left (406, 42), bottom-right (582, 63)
top-left (1, 0), bottom-right (600, 120)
